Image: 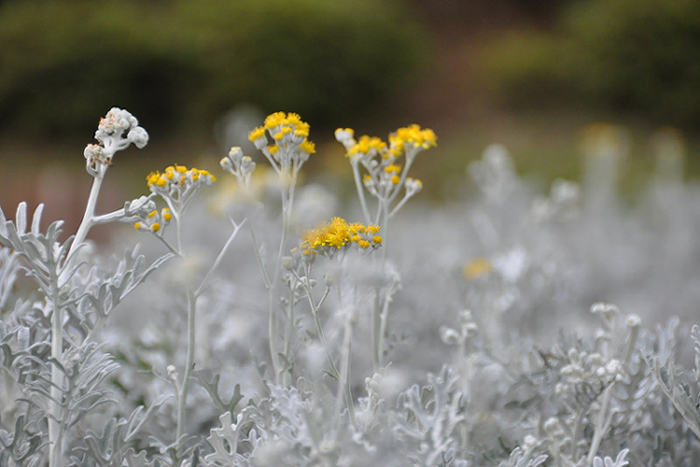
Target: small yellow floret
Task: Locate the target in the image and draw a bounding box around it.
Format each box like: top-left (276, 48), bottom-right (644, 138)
top-left (391, 175), bottom-right (400, 184)
top-left (363, 174), bottom-right (372, 183)
top-left (248, 126), bottom-right (266, 142)
top-left (285, 113), bottom-right (303, 125)
top-left (268, 145), bottom-right (279, 155)
top-left (148, 210), bottom-right (157, 218)
top-left (358, 240), bottom-right (370, 248)
top-left (264, 112), bottom-right (287, 130)
top-left (134, 222), bottom-right (141, 230)
top-left (300, 140), bottom-right (316, 154)
top-left (156, 177), bottom-right (167, 187)
top-left (162, 210), bottom-right (172, 221)
top-left (152, 223), bottom-right (161, 232)
top-left (372, 235), bottom-right (383, 244)
top-left (175, 164), bottom-right (187, 173)
top-left (367, 225), bottom-right (380, 235)
top-left (147, 172), bottom-right (160, 186)
top-left (273, 132), bottom-right (284, 141)
top-left (464, 258), bottom-right (492, 280)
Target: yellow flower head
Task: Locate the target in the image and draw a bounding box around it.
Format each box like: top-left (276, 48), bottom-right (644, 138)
top-left (464, 257), bottom-right (492, 280)
top-left (300, 140), bottom-right (316, 154)
top-left (264, 111), bottom-right (287, 130)
top-left (249, 126), bottom-right (266, 142)
top-left (390, 124), bottom-right (437, 150)
top-left (147, 164), bottom-right (216, 193)
top-left (285, 113), bottom-right (303, 126)
top-left (299, 217), bottom-right (381, 255)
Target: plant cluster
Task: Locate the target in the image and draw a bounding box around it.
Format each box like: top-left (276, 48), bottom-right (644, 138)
top-left (2, 109), bottom-right (700, 467)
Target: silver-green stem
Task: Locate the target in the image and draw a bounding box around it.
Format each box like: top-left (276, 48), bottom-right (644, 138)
top-left (51, 171), bottom-right (106, 466)
top-left (586, 383), bottom-right (614, 463)
top-left (351, 162), bottom-right (372, 225)
top-left (376, 287), bottom-right (392, 371)
top-left (68, 175), bottom-right (104, 260)
top-left (334, 310), bottom-right (357, 432)
top-left (250, 228), bottom-right (272, 289)
top-left (176, 288), bottom-right (197, 460)
top-left (282, 282), bottom-right (296, 387)
top-left (48, 280), bottom-right (64, 467)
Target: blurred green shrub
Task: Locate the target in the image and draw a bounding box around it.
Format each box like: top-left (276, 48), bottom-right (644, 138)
top-left (0, 0), bottom-right (428, 138)
top-left (480, 0), bottom-right (700, 126)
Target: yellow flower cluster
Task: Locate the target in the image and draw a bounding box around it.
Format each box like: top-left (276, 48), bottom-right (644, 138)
top-left (147, 165), bottom-right (216, 191)
top-left (335, 125), bottom-right (434, 204)
top-left (389, 124), bottom-right (438, 151)
top-left (298, 217), bottom-right (382, 256)
top-left (248, 111), bottom-right (316, 156)
top-left (134, 207), bottom-right (172, 234)
top-left (338, 124), bottom-right (436, 162)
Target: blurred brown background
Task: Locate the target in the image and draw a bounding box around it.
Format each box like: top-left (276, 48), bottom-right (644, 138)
top-left (0, 0), bottom-right (698, 243)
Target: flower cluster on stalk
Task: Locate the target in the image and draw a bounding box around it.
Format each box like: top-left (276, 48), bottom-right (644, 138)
top-left (133, 207), bottom-right (172, 235)
top-left (248, 112), bottom-right (316, 175)
top-left (146, 165), bottom-right (216, 211)
top-left (297, 217), bottom-right (382, 257)
top-left (84, 107), bottom-right (148, 177)
top-left (335, 124), bottom-right (435, 223)
top-left (220, 147), bottom-right (256, 187)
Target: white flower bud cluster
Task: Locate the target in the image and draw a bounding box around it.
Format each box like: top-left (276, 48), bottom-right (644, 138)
top-left (556, 346), bottom-right (626, 399)
top-left (439, 309), bottom-right (478, 346)
top-left (123, 195), bottom-right (156, 218)
top-left (591, 302), bottom-right (620, 326)
top-left (84, 107), bottom-right (149, 177)
top-left (220, 146), bottom-right (256, 187)
top-left (404, 177), bottom-right (423, 197)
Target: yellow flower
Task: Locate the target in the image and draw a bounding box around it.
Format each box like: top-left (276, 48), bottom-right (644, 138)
top-left (384, 164), bottom-right (401, 174)
top-left (390, 124), bottom-right (437, 150)
top-left (264, 111), bottom-right (287, 130)
top-left (285, 113), bottom-right (303, 126)
top-left (300, 140), bottom-right (316, 154)
top-left (299, 217), bottom-right (381, 255)
top-left (464, 258), bottom-right (492, 280)
top-left (248, 126), bottom-right (266, 142)
top-left (146, 172), bottom-right (160, 186)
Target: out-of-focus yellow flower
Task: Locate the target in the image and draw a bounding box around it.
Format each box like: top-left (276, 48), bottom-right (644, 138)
top-left (299, 217), bottom-right (382, 255)
top-left (464, 257), bottom-right (492, 280)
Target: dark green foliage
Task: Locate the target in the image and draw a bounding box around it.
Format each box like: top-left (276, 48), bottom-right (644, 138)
top-left (480, 0), bottom-right (700, 127)
top-left (0, 0), bottom-right (429, 138)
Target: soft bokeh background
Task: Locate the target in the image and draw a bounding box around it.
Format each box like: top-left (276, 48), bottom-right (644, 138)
top-left (0, 0), bottom-right (699, 242)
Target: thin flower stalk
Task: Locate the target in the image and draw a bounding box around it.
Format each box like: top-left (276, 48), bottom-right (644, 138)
top-left (336, 125), bottom-right (435, 371)
top-left (242, 112), bottom-right (316, 384)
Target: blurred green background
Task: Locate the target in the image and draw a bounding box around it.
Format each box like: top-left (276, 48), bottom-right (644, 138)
top-left (0, 0), bottom-right (699, 236)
